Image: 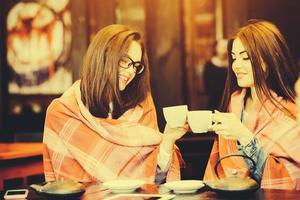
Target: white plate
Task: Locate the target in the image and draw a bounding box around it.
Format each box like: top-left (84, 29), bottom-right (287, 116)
top-left (164, 180), bottom-right (205, 194)
top-left (103, 180), bottom-right (146, 193)
top-left (104, 194), bottom-right (176, 200)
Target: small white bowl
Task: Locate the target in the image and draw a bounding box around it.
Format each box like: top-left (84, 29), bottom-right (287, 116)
top-left (103, 180), bottom-right (146, 193)
top-left (164, 180), bottom-right (205, 194)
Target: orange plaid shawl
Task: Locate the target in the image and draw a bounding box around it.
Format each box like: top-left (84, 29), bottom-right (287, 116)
top-left (204, 89), bottom-right (300, 189)
top-left (43, 81), bottom-right (181, 192)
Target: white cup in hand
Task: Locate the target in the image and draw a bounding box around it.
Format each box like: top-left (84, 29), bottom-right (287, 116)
top-left (188, 110), bottom-right (212, 133)
top-left (163, 105), bottom-right (188, 128)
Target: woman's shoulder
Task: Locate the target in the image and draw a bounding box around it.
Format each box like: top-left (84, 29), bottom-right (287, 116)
top-left (268, 91), bottom-right (296, 117)
top-left (46, 97), bottom-right (70, 115)
top-left (139, 92), bottom-right (155, 107)
top-left (46, 88), bottom-right (78, 115)
top-left (261, 96), bottom-right (297, 128)
top-left (283, 99), bottom-right (297, 112)
top-left (277, 98), bottom-right (297, 120)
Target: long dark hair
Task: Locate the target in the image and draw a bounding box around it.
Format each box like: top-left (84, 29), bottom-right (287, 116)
top-left (220, 20), bottom-right (298, 118)
top-left (80, 24), bottom-right (151, 118)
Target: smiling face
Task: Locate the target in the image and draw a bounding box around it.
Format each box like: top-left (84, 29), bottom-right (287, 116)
top-left (231, 38), bottom-right (254, 89)
top-left (118, 41), bottom-right (142, 91)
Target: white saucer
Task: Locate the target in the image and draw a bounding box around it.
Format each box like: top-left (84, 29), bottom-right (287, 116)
top-left (103, 180), bottom-right (146, 194)
top-left (109, 188), bottom-right (136, 194)
top-left (164, 180), bottom-right (205, 194)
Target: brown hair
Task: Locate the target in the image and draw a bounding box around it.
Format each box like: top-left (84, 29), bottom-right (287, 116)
top-left (80, 24), bottom-right (150, 118)
top-left (220, 20), bottom-right (298, 117)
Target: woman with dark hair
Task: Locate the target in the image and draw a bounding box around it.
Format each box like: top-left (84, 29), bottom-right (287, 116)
top-left (43, 24), bottom-right (188, 197)
top-left (204, 20), bottom-right (300, 189)
top-left (295, 78), bottom-right (300, 123)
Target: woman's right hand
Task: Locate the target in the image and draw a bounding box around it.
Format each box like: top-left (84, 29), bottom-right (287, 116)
top-left (211, 110), bottom-right (253, 145)
top-left (160, 123), bottom-right (189, 154)
top-left (163, 123), bottom-right (189, 142)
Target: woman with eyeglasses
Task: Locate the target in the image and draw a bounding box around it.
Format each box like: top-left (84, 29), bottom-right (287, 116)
top-left (43, 24), bottom-right (188, 198)
top-left (204, 20), bottom-right (300, 189)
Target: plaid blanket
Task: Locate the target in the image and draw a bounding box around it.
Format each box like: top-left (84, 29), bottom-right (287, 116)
top-left (43, 81), bottom-right (181, 197)
top-left (204, 89), bottom-right (300, 189)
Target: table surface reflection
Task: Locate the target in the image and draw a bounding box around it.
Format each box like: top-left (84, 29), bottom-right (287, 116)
top-left (1, 184), bottom-right (300, 200)
top-left (103, 184), bottom-right (300, 200)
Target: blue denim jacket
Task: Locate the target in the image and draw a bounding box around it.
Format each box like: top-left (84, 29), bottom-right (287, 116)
top-left (155, 167), bottom-right (167, 184)
top-left (238, 137), bottom-right (267, 183)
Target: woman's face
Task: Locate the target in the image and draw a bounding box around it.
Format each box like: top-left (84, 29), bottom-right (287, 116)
top-left (118, 41), bottom-right (143, 91)
top-left (231, 38), bottom-right (254, 88)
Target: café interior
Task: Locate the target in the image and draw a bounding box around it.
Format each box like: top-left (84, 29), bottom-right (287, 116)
top-left (1, 0), bottom-right (300, 198)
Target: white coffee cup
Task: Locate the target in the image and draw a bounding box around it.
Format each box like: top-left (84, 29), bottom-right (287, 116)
top-left (163, 105), bottom-right (188, 128)
top-left (188, 110), bottom-right (212, 133)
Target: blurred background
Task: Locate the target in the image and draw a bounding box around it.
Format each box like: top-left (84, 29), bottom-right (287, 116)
top-left (1, 0), bottom-right (300, 189)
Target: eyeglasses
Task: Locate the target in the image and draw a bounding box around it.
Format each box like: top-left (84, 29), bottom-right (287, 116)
top-left (119, 56), bottom-right (145, 74)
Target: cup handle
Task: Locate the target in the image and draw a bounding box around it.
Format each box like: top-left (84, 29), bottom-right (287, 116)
top-left (214, 154), bottom-right (257, 179)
